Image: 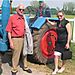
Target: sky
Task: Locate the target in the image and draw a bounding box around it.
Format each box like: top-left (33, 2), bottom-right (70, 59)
top-left (0, 0), bottom-right (75, 9)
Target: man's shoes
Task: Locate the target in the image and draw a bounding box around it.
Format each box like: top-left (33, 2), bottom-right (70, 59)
top-left (0, 67), bottom-right (2, 75)
top-left (23, 67), bottom-right (32, 73)
top-left (11, 68), bottom-right (18, 75)
top-left (11, 71), bottom-right (18, 75)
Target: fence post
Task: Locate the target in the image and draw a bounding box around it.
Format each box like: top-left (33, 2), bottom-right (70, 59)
top-left (72, 18), bottom-right (75, 42)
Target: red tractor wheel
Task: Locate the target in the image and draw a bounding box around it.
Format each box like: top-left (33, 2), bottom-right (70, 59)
top-left (33, 23), bottom-right (57, 64)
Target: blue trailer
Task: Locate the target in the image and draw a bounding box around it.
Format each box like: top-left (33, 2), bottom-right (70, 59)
top-left (0, 0), bottom-right (10, 52)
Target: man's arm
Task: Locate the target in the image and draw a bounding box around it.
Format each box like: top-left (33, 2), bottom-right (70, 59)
top-left (8, 32), bottom-right (14, 49)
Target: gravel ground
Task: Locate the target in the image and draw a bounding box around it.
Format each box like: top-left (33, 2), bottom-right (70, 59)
top-left (0, 52), bottom-right (53, 75)
top-left (0, 52), bottom-right (74, 75)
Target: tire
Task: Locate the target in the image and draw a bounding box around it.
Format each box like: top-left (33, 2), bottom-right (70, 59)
top-left (33, 22), bottom-right (58, 64)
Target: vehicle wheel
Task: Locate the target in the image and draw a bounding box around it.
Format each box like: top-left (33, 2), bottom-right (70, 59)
top-left (33, 22), bottom-right (58, 64)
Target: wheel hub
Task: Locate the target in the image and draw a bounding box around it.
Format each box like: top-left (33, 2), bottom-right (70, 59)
top-left (40, 29), bottom-right (57, 58)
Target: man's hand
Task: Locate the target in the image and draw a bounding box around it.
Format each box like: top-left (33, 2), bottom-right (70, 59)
top-left (10, 40), bottom-right (14, 49)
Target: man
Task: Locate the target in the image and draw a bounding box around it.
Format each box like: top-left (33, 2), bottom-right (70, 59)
top-left (35, 1), bottom-right (51, 18)
top-left (6, 4), bottom-right (32, 74)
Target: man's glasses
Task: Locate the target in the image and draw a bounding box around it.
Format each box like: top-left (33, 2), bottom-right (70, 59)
top-left (19, 9), bottom-right (24, 11)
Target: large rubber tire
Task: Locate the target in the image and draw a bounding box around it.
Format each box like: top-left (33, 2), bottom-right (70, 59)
top-left (33, 22), bottom-right (57, 64)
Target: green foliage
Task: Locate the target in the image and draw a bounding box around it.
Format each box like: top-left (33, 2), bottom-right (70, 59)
top-left (11, 1), bottom-right (75, 16)
top-left (50, 8), bottom-right (57, 15)
top-left (12, 7), bottom-right (16, 11)
top-left (71, 43), bottom-right (75, 60)
top-left (25, 6), bottom-right (36, 14)
top-left (62, 2), bottom-right (75, 15)
top-left (62, 10), bottom-right (75, 15)
top-left (11, 7), bottom-right (16, 14)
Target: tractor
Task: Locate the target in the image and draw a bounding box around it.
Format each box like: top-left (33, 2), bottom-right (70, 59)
top-left (0, 0), bottom-right (58, 64)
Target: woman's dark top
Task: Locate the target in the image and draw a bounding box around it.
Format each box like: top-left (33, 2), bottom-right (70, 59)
top-left (55, 18), bottom-right (69, 53)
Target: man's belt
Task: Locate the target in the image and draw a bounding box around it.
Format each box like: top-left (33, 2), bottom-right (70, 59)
top-left (12, 36), bottom-right (24, 38)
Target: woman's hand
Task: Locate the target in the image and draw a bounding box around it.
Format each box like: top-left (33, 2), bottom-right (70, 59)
top-left (65, 43), bottom-right (70, 49)
top-left (46, 18), bottom-right (56, 26)
top-left (46, 18), bottom-right (49, 22)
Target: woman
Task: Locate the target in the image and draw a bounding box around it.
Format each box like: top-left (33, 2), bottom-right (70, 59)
top-left (47, 11), bottom-right (72, 75)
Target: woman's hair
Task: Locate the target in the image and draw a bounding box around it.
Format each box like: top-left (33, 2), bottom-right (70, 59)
top-left (56, 10), bottom-right (64, 15)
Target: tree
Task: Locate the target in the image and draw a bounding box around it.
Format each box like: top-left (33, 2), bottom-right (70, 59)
top-left (30, 1), bottom-right (39, 8)
top-left (50, 8), bottom-right (57, 15)
top-left (62, 2), bottom-right (75, 15)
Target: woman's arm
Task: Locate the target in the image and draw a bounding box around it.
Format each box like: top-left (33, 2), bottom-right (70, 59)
top-left (65, 23), bottom-right (72, 49)
top-left (46, 19), bottom-right (56, 26)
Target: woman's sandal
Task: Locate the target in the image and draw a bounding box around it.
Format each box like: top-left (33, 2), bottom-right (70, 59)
top-left (58, 67), bottom-right (65, 73)
top-left (52, 69), bottom-right (58, 75)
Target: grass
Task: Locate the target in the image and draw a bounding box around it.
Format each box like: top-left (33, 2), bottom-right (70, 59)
top-left (65, 15), bottom-right (75, 19)
top-left (52, 15), bottom-right (75, 19)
